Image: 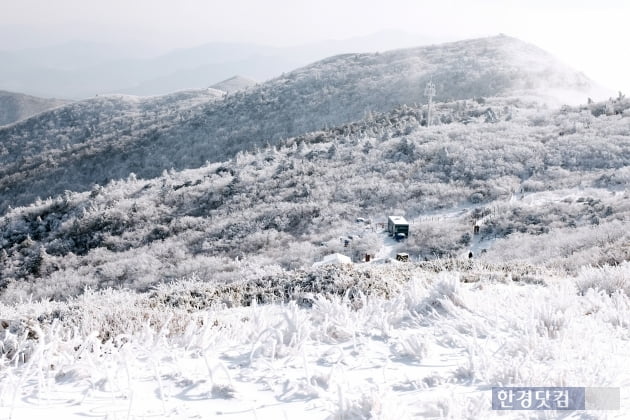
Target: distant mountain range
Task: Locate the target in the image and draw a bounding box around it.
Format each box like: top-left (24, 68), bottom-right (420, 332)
top-left (0, 91), bottom-right (71, 126)
top-left (0, 35), bottom-right (606, 214)
top-left (0, 31), bottom-right (442, 99)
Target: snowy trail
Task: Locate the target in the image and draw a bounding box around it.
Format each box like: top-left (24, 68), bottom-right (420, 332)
top-left (374, 235), bottom-right (400, 261)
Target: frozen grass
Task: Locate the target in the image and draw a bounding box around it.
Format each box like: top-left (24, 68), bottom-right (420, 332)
top-left (575, 262), bottom-right (630, 297)
top-left (1, 263), bottom-right (630, 419)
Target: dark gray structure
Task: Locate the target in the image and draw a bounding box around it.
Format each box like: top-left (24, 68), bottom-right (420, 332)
top-left (387, 216), bottom-right (409, 237)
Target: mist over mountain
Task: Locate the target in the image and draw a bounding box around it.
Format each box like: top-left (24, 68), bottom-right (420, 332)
top-left (0, 90), bottom-right (71, 126)
top-left (0, 31), bottom-right (439, 99)
top-left (0, 41), bottom-right (274, 98)
top-left (0, 35), bottom-right (605, 214)
top-left (0, 40), bottom-right (147, 70)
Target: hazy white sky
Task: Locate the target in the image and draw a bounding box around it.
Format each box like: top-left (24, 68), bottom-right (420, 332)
top-left (2, 0), bottom-right (629, 92)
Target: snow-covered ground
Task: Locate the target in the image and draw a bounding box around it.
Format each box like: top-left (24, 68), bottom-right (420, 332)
top-left (2, 265), bottom-right (629, 419)
top-left (407, 187), bottom-right (629, 260)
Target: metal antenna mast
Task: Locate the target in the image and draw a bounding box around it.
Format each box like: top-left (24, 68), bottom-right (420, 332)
top-left (424, 79), bottom-right (436, 127)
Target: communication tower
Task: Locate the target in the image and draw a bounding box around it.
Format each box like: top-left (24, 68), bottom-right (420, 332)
top-left (424, 80), bottom-right (436, 127)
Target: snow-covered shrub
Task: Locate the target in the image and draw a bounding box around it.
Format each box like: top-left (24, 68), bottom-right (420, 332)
top-left (310, 295), bottom-right (358, 344)
top-left (405, 273), bottom-right (466, 317)
top-left (328, 385), bottom-right (408, 420)
top-left (390, 334), bottom-right (427, 362)
top-left (575, 262), bottom-right (630, 297)
top-left (535, 307), bottom-right (568, 339)
top-left (405, 219), bottom-right (469, 259)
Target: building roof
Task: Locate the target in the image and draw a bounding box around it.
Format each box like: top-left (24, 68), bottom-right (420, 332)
top-left (313, 253), bottom-right (352, 267)
top-left (388, 215), bottom-right (409, 225)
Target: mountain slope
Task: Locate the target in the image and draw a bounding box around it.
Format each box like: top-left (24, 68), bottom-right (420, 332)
top-left (0, 35), bottom-right (603, 213)
top-left (211, 75), bottom-right (258, 93)
top-left (0, 88), bottom-right (225, 213)
top-left (1, 96), bottom-right (629, 300)
top-left (0, 90), bottom-right (71, 126)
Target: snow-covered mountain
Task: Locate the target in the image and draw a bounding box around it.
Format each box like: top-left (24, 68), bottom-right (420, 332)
top-left (0, 35), bottom-right (605, 214)
top-left (1, 95), bottom-right (628, 300)
top-left (210, 75), bottom-right (258, 93)
top-left (1, 36), bottom-right (629, 419)
top-left (0, 90), bottom-right (71, 126)
top-left (0, 88), bottom-right (225, 213)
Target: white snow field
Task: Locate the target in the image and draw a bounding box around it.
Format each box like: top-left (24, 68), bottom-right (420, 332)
top-left (2, 262), bottom-right (629, 419)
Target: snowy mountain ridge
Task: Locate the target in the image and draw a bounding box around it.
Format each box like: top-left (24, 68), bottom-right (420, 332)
top-left (210, 75), bottom-right (258, 93)
top-left (0, 90), bottom-right (71, 126)
top-left (0, 35), bottom-right (606, 214)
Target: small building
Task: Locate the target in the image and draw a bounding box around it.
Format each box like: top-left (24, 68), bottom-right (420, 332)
top-left (387, 216), bottom-right (409, 237)
top-left (396, 253), bottom-right (409, 262)
top-left (313, 253), bottom-right (352, 267)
